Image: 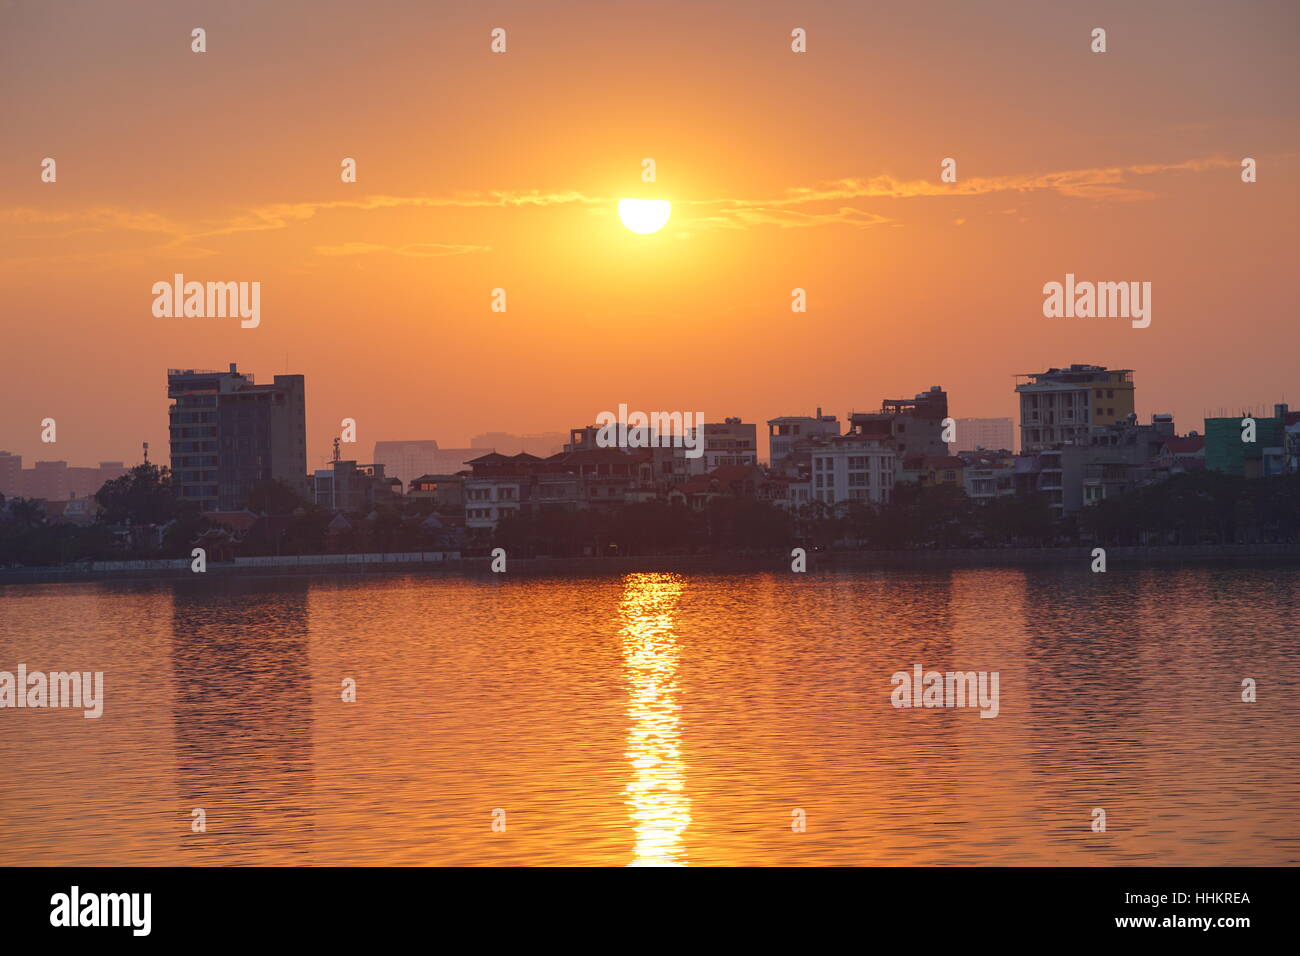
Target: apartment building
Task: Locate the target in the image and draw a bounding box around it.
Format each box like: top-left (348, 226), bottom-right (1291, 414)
top-left (810, 436), bottom-right (897, 507)
top-left (767, 410), bottom-right (840, 470)
top-left (407, 473), bottom-right (466, 509)
top-left (312, 460), bottom-right (396, 514)
top-left (1015, 364), bottom-right (1135, 452)
top-left (1016, 413), bottom-right (1173, 513)
top-left (686, 418), bottom-right (758, 474)
top-left (847, 386), bottom-right (951, 468)
top-left (167, 364), bottom-right (307, 512)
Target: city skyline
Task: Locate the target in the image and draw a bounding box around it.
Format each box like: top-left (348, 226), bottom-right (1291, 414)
top-left (2, 1), bottom-right (1297, 469)
top-left (7, 358), bottom-right (1294, 538)
top-left (0, 356), bottom-right (1292, 483)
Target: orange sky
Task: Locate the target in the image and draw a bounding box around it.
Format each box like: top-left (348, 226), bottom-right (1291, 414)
top-left (2, 0), bottom-right (1297, 468)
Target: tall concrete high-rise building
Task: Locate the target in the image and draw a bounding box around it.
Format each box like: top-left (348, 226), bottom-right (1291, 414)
top-left (167, 364), bottom-right (307, 512)
top-left (1015, 364), bottom-right (1134, 451)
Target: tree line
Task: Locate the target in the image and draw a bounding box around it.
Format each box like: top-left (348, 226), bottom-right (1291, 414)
top-left (2, 464), bottom-right (1299, 568)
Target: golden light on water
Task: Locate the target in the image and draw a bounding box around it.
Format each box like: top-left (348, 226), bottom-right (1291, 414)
top-left (617, 198), bottom-right (672, 234)
top-left (618, 572), bottom-right (691, 866)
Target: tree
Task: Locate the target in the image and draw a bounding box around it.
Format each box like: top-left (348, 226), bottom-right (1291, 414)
top-left (370, 509), bottom-right (407, 551)
top-left (2, 497), bottom-right (47, 530)
top-left (283, 507), bottom-right (331, 554)
top-left (95, 463), bottom-right (179, 525)
top-left (247, 478), bottom-right (307, 515)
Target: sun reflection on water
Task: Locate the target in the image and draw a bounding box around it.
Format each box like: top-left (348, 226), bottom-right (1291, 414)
top-left (618, 572), bottom-right (691, 866)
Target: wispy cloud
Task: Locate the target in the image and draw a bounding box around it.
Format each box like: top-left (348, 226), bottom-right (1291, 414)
top-left (678, 204), bottom-right (893, 230)
top-left (661, 156), bottom-right (1238, 229)
top-left (313, 241), bottom-right (489, 258)
top-left (0, 155), bottom-right (1239, 267)
top-left (754, 157), bottom-right (1238, 206)
top-left (313, 242), bottom-right (389, 256)
top-left (395, 242), bottom-right (490, 257)
top-left (188, 190), bottom-right (603, 242)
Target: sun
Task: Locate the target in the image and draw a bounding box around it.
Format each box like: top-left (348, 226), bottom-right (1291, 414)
top-left (618, 198), bottom-right (671, 234)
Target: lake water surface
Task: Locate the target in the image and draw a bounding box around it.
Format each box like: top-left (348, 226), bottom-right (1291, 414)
top-left (1, 566), bottom-right (1297, 865)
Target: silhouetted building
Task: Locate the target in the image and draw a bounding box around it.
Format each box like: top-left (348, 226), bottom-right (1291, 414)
top-left (1015, 365), bottom-right (1135, 451)
top-left (961, 450), bottom-right (1016, 500)
top-left (463, 448), bottom-right (641, 531)
top-left (311, 460), bottom-right (395, 514)
top-left (848, 386), bottom-right (950, 471)
top-left (0, 458), bottom-right (128, 502)
top-left (470, 431), bottom-right (566, 457)
top-left (463, 452), bottom-right (546, 530)
top-left (167, 364), bottom-right (307, 512)
top-left (1205, 411), bottom-right (1286, 478)
top-left (908, 455), bottom-right (967, 489)
top-left (1016, 413), bottom-right (1173, 513)
top-left (0, 451), bottom-right (22, 497)
top-left (407, 473), bottom-right (465, 509)
top-left (811, 436), bottom-right (896, 506)
top-left (690, 418), bottom-right (758, 474)
top-left (371, 440), bottom-right (480, 483)
top-left (767, 409), bottom-right (840, 470)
